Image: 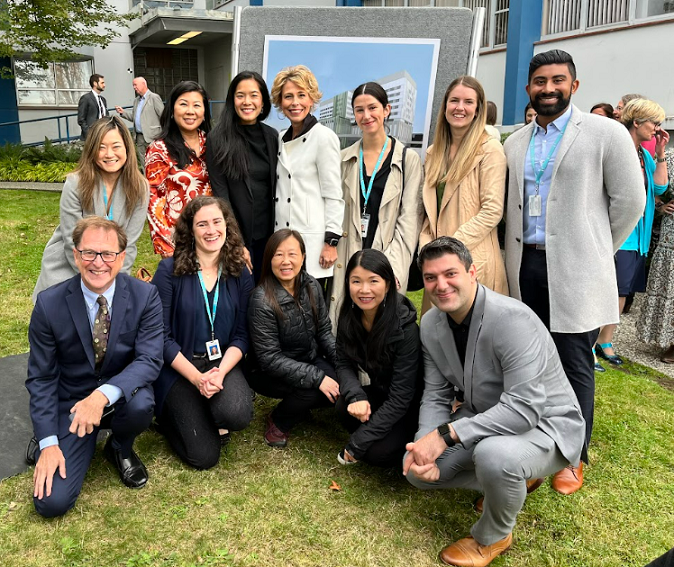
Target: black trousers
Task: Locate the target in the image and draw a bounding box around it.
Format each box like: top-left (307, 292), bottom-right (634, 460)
top-left (247, 357), bottom-right (336, 433)
top-left (646, 548), bottom-right (674, 567)
top-left (335, 387), bottom-right (419, 468)
top-left (161, 360), bottom-right (253, 470)
top-left (519, 247), bottom-right (597, 450)
top-left (33, 386), bottom-right (154, 518)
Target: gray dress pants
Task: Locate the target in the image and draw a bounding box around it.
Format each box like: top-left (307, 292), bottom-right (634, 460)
top-left (406, 427), bottom-right (568, 545)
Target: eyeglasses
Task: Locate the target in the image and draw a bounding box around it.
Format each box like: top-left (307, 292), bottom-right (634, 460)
top-left (648, 120), bottom-right (662, 128)
top-left (77, 249), bottom-right (122, 263)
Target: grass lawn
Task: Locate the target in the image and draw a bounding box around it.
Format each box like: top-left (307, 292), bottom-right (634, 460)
top-left (1, 189), bottom-right (673, 567)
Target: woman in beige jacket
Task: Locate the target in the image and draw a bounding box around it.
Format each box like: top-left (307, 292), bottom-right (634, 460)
top-left (419, 75), bottom-right (507, 309)
top-left (330, 82), bottom-right (423, 325)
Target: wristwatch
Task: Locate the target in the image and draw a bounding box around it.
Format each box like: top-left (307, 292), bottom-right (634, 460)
top-left (325, 238), bottom-right (340, 247)
top-left (437, 423), bottom-right (455, 447)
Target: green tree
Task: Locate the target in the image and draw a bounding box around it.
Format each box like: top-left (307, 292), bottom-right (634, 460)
top-left (0, 0), bottom-right (137, 76)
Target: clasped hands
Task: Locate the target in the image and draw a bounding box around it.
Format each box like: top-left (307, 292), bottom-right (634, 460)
top-left (194, 367), bottom-right (224, 398)
top-left (403, 427), bottom-right (454, 483)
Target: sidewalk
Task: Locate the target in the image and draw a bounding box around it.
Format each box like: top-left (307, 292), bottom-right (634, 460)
top-left (0, 181), bottom-right (62, 192)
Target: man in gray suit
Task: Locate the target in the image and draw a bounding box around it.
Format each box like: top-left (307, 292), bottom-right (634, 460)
top-left (404, 237), bottom-right (584, 567)
top-left (503, 50), bottom-right (644, 494)
top-left (115, 77), bottom-right (164, 161)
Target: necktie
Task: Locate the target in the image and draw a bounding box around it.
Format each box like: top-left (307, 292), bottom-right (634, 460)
top-left (98, 96), bottom-right (106, 118)
top-left (93, 295), bottom-right (110, 369)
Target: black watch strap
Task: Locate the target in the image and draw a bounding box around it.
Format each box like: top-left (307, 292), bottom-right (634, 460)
top-left (437, 423), bottom-right (455, 447)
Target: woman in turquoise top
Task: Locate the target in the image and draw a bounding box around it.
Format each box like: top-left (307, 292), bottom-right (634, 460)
top-left (595, 98), bottom-right (669, 366)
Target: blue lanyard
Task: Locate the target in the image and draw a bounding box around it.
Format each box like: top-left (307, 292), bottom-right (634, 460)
top-left (359, 137), bottom-right (389, 212)
top-left (102, 182), bottom-right (114, 221)
top-left (197, 268), bottom-right (221, 341)
top-left (528, 114), bottom-right (570, 192)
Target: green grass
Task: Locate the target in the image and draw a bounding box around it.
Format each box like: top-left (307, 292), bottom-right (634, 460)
top-left (1, 189), bottom-right (673, 566)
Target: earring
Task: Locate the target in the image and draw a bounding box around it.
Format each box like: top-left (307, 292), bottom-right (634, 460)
top-left (383, 293), bottom-right (387, 307)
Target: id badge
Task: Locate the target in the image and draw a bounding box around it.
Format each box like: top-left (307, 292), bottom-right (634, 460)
top-left (357, 365), bottom-right (371, 387)
top-left (206, 339), bottom-right (222, 361)
top-left (360, 213), bottom-right (370, 239)
top-left (529, 194), bottom-right (542, 217)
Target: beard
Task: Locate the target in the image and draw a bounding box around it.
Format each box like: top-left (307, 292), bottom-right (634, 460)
top-left (531, 92), bottom-right (571, 116)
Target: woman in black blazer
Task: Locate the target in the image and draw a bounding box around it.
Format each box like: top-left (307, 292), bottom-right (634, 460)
top-left (206, 71), bottom-right (279, 284)
top-left (151, 196), bottom-right (254, 469)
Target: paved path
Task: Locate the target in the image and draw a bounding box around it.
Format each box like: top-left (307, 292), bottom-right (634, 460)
top-left (0, 182), bottom-right (62, 192)
top-left (0, 353), bottom-right (32, 480)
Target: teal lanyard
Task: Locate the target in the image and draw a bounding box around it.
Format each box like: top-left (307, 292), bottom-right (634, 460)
top-left (102, 183), bottom-right (114, 221)
top-left (359, 137), bottom-right (389, 212)
top-left (197, 268), bottom-right (221, 341)
top-left (528, 115), bottom-right (570, 193)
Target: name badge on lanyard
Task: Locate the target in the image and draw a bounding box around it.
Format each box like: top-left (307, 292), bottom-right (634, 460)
top-left (197, 269), bottom-right (222, 361)
top-left (359, 137), bottom-right (389, 239)
top-left (528, 113), bottom-right (569, 218)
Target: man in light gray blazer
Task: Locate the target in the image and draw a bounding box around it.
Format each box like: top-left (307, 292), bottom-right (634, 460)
top-left (404, 237), bottom-right (584, 567)
top-left (504, 50), bottom-right (644, 495)
top-left (115, 77), bottom-right (164, 160)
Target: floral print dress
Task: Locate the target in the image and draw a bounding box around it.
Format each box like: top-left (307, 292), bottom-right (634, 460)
top-left (146, 130), bottom-right (211, 256)
top-left (637, 149), bottom-right (674, 348)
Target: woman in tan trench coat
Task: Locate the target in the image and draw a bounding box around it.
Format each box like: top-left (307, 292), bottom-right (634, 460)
top-left (419, 76), bottom-right (507, 311)
top-left (329, 82), bottom-right (423, 325)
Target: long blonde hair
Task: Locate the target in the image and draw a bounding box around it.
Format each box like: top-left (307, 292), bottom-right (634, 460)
top-left (425, 76), bottom-right (488, 189)
top-left (73, 116), bottom-right (148, 216)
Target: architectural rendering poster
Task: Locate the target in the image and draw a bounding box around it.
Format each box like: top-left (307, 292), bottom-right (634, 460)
top-left (262, 35), bottom-right (441, 157)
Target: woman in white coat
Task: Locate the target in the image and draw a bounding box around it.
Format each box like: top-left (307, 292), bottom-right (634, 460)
top-left (270, 65), bottom-right (345, 282)
top-left (330, 82), bottom-right (423, 324)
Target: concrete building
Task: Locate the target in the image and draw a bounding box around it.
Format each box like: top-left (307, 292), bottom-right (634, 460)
top-left (1, 0), bottom-right (672, 144)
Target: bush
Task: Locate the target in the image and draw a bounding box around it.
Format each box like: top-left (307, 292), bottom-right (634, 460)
top-left (22, 138), bottom-right (82, 164)
top-left (0, 158), bottom-right (75, 182)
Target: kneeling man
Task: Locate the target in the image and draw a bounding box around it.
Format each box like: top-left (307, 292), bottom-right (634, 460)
top-left (27, 217), bottom-right (163, 517)
top-left (404, 237), bottom-right (585, 566)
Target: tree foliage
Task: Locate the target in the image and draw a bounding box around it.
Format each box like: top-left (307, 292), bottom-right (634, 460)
top-left (0, 0), bottom-right (137, 76)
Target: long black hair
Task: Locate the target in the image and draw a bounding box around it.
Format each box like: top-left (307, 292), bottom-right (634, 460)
top-left (257, 229), bottom-right (318, 324)
top-left (159, 80), bottom-right (212, 169)
top-left (208, 71), bottom-right (272, 181)
top-left (337, 249), bottom-right (398, 374)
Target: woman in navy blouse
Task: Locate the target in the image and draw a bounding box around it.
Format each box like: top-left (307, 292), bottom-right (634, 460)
top-left (152, 196), bottom-right (254, 469)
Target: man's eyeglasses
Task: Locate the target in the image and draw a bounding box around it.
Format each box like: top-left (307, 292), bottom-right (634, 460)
top-left (77, 249), bottom-right (122, 263)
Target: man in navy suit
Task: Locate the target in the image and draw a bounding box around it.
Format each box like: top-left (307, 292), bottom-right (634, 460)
top-left (27, 217), bottom-right (163, 518)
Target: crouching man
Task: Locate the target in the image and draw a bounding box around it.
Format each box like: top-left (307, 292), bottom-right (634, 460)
top-left (27, 217), bottom-right (163, 517)
top-left (404, 236), bottom-right (584, 566)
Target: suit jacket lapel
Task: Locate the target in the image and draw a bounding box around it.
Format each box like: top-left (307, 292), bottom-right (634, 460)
top-left (435, 314), bottom-right (464, 391)
top-left (515, 122), bottom-right (534, 204)
top-left (66, 277), bottom-right (95, 369)
top-left (100, 276), bottom-right (129, 374)
top-left (464, 285), bottom-right (487, 407)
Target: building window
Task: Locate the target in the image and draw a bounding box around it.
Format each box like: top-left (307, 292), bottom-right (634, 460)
top-left (457, 0), bottom-right (509, 48)
top-left (544, 0), bottom-right (674, 36)
top-left (14, 59), bottom-right (93, 107)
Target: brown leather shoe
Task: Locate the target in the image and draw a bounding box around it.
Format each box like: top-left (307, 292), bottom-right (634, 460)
top-left (264, 415), bottom-right (288, 448)
top-left (439, 533), bottom-right (512, 566)
top-left (474, 477), bottom-right (544, 514)
top-left (551, 463), bottom-right (583, 495)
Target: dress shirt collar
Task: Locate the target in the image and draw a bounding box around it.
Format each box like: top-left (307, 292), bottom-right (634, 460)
top-left (81, 279), bottom-right (116, 314)
top-left (533, 104), bottom-right (572, 136)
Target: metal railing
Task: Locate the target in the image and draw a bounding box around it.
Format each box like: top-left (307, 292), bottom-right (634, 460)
top-left (0, 100), bottom-right (225, 147)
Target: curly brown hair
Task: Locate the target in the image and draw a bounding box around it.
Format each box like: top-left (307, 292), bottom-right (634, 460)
top-left (172, 196), bottom-right (246, 278)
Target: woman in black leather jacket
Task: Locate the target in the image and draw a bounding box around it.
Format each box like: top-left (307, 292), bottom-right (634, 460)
top-left (335, 249), bottom-right (422, 467)
top-left (247, 229), bottom-right (339, 448)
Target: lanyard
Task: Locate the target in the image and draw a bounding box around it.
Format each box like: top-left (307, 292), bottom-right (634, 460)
top-left (528, 115), bottom-right (570, 193)
top-left (197, 268), bottom-right (221, 341)
top-left (359, 137), bottom-right (389, 212)
top-left (102, 182), bottom-right (114, 221)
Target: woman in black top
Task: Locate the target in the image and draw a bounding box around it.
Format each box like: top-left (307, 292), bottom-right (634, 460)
top-left (206, 71), bottom-right (279, 283)
top-left (335, 249), bottom-right (422, 467)
top-left (247, 229), bottom-right (339, 448)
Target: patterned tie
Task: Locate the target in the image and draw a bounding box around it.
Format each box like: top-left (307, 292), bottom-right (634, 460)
top-left (98, 96), bottom-right (106, 118)
top-left (93, 295), bottom-right (110, 369)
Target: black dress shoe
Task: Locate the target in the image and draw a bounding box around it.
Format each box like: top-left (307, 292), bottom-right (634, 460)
top-left (103, 436), bottom-right (148, 489)
top-left (26, 436), bottom-right (38, 465)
